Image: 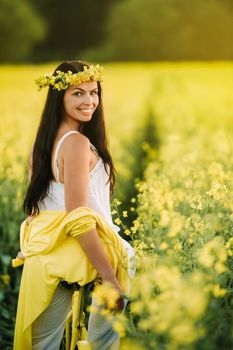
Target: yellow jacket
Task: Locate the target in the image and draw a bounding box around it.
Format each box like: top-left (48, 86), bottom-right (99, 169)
top-left (12, 207), bottom-right (130, 350)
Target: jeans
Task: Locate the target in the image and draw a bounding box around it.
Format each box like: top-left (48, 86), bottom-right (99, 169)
top-left (32, 285), bottom-right (122, 350)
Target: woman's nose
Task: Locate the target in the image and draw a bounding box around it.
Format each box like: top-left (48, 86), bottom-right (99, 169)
top-left (83, 93), bottom-right (92, 105)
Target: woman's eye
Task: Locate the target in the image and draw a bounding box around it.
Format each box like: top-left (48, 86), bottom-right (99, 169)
top-left (74, 91), bottom-right (82, 96)
top-left (91, 91), bottom-right (98, 95)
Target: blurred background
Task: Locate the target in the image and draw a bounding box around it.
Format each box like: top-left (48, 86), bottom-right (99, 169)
top-left (0, 0), bottom-right (233, 63)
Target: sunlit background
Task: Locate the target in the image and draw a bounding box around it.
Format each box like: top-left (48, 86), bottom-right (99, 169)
top-left (0, 0), bottom-right (233, 62)
top-left (1, 1), bottom-right (233, 349)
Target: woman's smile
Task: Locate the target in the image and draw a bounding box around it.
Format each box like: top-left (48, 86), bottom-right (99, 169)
top-left (78, 107), bottom-right (93, 115)
top-left (63, 81), bottom-right (99, 128)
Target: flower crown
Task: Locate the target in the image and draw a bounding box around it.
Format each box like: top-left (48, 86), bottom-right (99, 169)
top-left (35, 64), bottom-right (104, 91)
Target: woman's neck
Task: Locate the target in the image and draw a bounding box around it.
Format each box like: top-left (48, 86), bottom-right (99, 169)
top-left (59, 121), bottom-right (82, 134)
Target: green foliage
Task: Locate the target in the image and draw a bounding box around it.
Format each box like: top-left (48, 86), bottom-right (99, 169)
top-left (0, 157), bottom-right (27, 347)
top-left (30, 0), bottom-right (117, 61)
top-left (1, 0), bottom-right (233, 62)
top-left (113, 108), bottom-right (160, 235)
top-left (99, 0), bottom-right (233, 60)
top-left (0, 0), bottom-right (46, 62)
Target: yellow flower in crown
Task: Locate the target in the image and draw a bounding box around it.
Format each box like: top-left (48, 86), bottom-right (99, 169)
top-left (35, 64), bottom-right (104, 91)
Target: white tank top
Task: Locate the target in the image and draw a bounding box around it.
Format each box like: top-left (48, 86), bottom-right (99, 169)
top-left (38, 130), bottom-right (120, 233)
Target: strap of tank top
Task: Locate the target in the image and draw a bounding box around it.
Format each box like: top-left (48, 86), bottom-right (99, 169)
top-left (90, 143), bottom-right (98, 154)
top-left (53, 130), bottom-right (80, 183)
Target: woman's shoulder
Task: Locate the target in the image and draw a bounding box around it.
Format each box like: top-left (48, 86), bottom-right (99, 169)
top-left (62, 131), bottom-right (89, 146)
top-left (59, 131), bottom-right (90, 159)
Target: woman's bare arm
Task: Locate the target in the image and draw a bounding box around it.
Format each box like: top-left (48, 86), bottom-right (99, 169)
top-left (62, 133), bottom-right (123, 294)
top-left (17, 151), bottom-right (34, 259)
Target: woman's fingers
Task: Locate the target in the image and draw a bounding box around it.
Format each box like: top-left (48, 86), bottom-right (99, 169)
top-left (116, 296), bottom-right (125, 311)
top-left (17, 251), bottom-right (25, 260)
top-left (105, 295), bottom-right (124, 313)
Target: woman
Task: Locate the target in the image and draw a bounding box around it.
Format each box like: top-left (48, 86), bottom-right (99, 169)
top-left (13, 61), bottom-right (134, 350)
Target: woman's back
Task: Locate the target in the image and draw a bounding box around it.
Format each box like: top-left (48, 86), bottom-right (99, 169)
top-left (38, 130), bottom-right (120, 233)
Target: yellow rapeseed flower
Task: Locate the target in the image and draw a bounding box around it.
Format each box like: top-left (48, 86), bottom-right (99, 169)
top-left (114, 218), bottom-right (122, 225)
top-left (212, 284), bottom-right (227, 297)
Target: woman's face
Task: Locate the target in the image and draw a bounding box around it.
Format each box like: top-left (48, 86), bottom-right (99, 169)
top-left (63, 81), bottom-right (99, 127)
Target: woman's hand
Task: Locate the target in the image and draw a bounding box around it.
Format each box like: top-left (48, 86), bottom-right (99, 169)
top-left (115, 295), bottom-right (125, 312)
top-left (100, 276), bottom-right (125, 312)
top-left (17, 251), bottom-right (25, 260)
top-left (78, 228), bottom-right (125, 312)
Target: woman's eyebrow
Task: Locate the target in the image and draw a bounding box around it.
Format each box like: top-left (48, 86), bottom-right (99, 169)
top-left (71, 87), bottom-right (98, 92)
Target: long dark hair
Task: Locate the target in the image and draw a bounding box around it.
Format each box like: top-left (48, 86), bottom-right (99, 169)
top-left (23, 60), bottom-right (116, 216)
